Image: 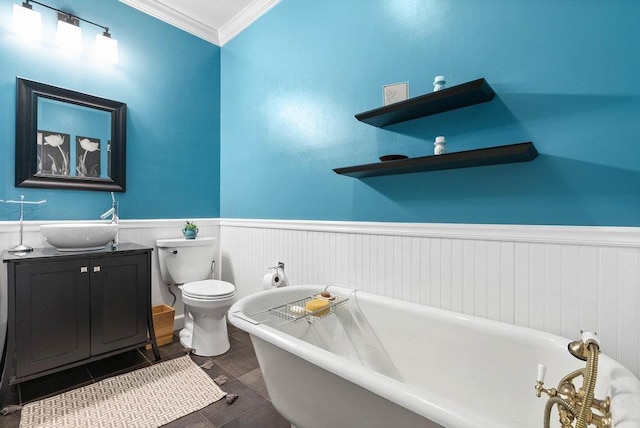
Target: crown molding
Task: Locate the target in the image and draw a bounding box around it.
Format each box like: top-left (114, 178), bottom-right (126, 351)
top-left (217, 0), bottom-right (280, 46)
top-left (119, 0), bottom-right (220, 45)
top-left (119, 0), bottom-right (280, 47)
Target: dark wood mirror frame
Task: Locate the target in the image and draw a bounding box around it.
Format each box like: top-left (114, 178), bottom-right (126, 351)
top-left (15, 77), bottom-right (126, 192)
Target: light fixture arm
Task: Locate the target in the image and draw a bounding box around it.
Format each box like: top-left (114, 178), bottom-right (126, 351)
top-left (25, 0), bottom-right (111, 35)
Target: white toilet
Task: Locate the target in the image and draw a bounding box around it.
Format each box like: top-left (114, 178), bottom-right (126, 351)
top-left (156, 237), bottom-right (236, 357)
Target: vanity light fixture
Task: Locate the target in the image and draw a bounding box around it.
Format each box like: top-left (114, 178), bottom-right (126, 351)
top-left (12, 0), bottom-right (119, 63)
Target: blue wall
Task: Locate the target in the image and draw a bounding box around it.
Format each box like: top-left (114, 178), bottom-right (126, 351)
top-left (220, 0), bottom-right (640, 226)
top-left (4, 1), bottom-right (638, 226)
top-left (0, 0), bottom-right (221, 221)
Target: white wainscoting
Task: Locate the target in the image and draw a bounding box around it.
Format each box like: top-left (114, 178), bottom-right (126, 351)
top-left (2, 218), bottom-right (639, 378)
top-left (219, 219), bottom-right (640, 377)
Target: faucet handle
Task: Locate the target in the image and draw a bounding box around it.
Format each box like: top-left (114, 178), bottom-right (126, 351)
top-left (100, 207), bottom-right (116, 220)
top-left (537, 363), bottom-right (547, 383)
top-left (535, 363), bottom-right (556, 398)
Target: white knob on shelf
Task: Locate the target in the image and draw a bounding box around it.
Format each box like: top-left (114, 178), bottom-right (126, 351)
top-left (434, 136), bottom-right (447, 155)
top-left (537, 363), bottom-right (546, 383)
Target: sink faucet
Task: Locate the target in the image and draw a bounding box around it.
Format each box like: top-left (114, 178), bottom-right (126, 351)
top-left (100, 192), bottom-right (119, 249)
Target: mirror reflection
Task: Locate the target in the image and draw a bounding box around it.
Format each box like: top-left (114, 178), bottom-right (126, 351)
top-left (37, 99), bottom-right (112, 179)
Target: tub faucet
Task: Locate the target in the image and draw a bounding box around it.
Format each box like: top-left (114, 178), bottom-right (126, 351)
top-left (100, 192), bottom-right (119, 249)
top-left (534, 331), bottom-right (611, 428)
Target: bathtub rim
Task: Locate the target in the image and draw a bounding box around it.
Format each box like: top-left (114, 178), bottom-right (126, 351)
top-left (228, 284), bottom-right (640, 428)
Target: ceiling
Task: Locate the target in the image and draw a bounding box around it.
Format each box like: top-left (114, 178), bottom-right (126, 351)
top-left (118, 0), bottom-right (280, 46)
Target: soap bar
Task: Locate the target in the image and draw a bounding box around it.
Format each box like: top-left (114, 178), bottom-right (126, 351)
top-left (288, 305), bottom-right (306, 315)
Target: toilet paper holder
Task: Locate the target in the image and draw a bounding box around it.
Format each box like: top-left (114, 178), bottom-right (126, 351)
top-left (270, 262), bottom-right (285, 271)
top-left (264, 262), bottom-right (288, 289)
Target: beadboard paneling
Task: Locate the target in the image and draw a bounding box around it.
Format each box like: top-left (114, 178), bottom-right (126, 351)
top-left (219, 219), bottom-right (640, 377)
top-left (2, 219), bottom-right (639, 378)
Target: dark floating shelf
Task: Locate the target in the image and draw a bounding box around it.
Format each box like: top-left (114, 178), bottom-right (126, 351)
top-left (333, 142), bottom-right (538, 178)
top-left (342, 79), bottom-right (536, 178)
top-left (355, 78), bottom-right (496, 127)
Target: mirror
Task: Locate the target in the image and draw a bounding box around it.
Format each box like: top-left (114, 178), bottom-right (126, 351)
top-left (16, 77), bottom-right (126, 192)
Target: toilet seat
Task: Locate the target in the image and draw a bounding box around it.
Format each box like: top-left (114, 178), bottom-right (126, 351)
top-left (182, 279), bottom-right (236, 300)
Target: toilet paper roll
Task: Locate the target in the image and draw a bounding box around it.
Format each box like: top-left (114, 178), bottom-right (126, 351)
top-left (263, 272), bottom-right (283, 290)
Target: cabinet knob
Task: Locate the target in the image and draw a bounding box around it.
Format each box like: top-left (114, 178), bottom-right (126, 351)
top-left (80, 266), bottom-right (88, 273)
top-left (93, 266), bottom-right (101, 273)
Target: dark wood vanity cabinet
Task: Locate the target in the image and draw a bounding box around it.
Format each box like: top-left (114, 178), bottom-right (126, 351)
top-left (1, 244), bottom-right (159, 398)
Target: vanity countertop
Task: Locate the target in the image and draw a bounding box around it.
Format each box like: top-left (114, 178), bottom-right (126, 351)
top-left (2, 242), bottom-right (153, 262)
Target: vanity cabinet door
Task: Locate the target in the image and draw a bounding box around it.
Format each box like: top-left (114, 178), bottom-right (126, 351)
top-left (14, 259), bottom-right (91, 378)
top-left (90, 253), bottom-right (149, 355)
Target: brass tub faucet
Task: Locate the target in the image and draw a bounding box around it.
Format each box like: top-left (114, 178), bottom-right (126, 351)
top-left (535, 331), bottom-right (611, 428)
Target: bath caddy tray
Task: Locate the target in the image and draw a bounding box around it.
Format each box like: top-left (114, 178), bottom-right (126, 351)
top-left (263, 295), bottom-right (349, 325)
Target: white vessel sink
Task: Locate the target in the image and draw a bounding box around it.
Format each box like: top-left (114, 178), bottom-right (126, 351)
top-left (40, 223), bottom-right (118, 251)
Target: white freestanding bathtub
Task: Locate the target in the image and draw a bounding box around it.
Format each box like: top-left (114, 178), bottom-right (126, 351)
top-left (228, 285), bottom-right (640, 428)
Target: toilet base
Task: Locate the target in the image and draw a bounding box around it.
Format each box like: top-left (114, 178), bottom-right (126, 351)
top-left (179, 319), bottom-right (231, 357)
top-left (179, 328), bottom-right (192, 349)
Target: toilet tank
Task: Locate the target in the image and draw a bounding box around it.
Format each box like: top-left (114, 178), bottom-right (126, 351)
top-left (156, 237), bottom-right (217, 284)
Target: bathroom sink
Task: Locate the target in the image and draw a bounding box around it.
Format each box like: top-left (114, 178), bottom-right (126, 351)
top-left (40, 223), bottom-right (118, 251)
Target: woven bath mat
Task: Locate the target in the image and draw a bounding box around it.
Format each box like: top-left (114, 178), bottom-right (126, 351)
top-left (19, 355), bottom-right (226, 428)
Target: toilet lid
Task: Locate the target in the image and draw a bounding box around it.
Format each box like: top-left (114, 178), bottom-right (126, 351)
top-left (183, 279), bottom-right (235, 299)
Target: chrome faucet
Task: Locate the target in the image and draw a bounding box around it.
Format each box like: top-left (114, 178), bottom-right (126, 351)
top-left (100, 192), bottom-right (119, 248)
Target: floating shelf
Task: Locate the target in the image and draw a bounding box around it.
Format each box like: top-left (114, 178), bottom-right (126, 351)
top-left (333, 142), bottom-right (538, 178)
top-left (355, 78), bottom-right (496, 127)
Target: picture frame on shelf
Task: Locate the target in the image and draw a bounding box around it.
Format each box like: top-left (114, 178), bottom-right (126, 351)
top-left (37, 130), bottom-right (70, 176)
top-left (76, 136), bottom-right (101, 178)
top-left (383, 82), bottom-right (408, 106)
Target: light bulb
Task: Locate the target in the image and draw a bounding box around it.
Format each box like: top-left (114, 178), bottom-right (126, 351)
top-left (12, 3), bottom-right (43, 40)
top-left (56, 15), bottom-right (82, 54)
top-left (95, 32), bottom-right (119, 64)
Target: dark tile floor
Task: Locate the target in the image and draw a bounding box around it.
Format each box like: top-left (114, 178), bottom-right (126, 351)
top-left (1, 324), bottom-right (290, 428)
